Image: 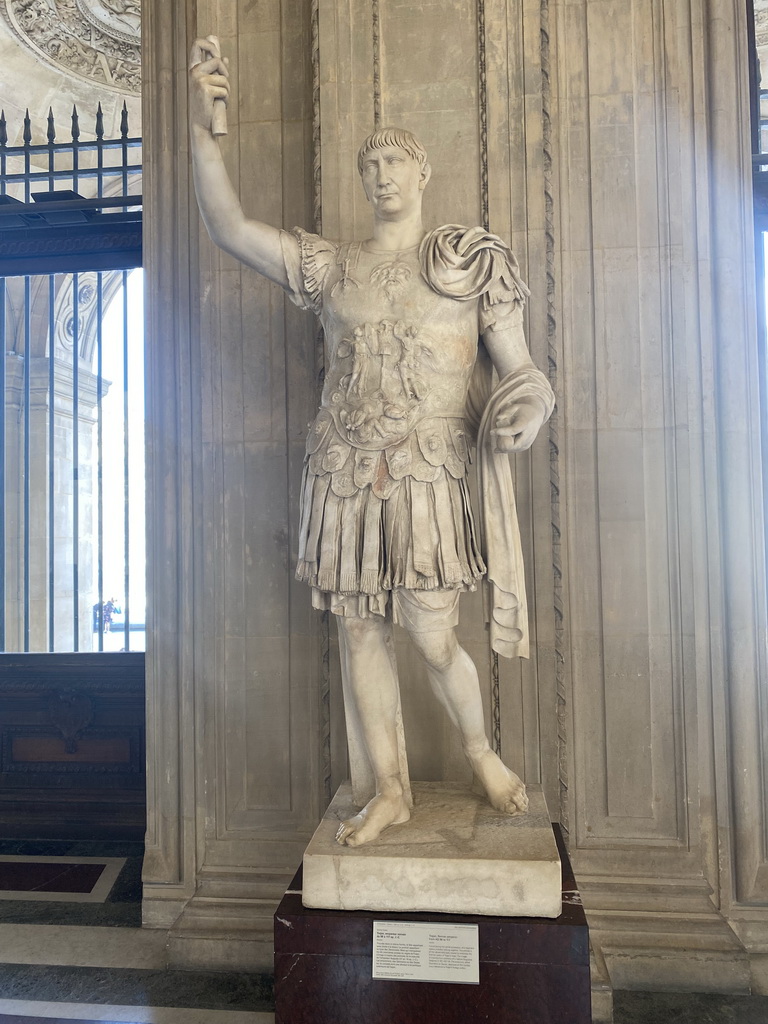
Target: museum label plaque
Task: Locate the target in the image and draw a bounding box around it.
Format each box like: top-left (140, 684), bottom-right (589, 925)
top-left (372, 920), bottom-right (480, 984)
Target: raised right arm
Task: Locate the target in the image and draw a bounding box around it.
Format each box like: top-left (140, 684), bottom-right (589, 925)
top-left (189, 37), bottom-right (293, 289)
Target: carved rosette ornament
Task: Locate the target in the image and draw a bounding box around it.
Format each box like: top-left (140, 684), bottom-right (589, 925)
top-left (1, 0), bottom-right (140, 95)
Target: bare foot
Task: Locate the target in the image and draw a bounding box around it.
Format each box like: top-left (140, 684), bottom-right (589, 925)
top-left (335, 792), bottom-right (411, 847)
top-left (471, 748), bottom-right (528, 815)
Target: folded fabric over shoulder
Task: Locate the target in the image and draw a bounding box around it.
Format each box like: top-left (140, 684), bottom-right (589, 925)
top-left (420, 224), bottom-right (553, 658)
top-left (419, 224), bottom-right (531, 306)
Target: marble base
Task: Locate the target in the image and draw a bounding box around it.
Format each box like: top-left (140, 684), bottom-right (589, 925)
top-left (302, 781), bottom-right (562, 918)
top-left (277, 824), bottom-right (589, 1024)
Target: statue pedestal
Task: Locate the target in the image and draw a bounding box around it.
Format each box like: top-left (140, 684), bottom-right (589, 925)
top-left (302, 781), bottom-right (562, 918)
top-left (275, 821), bottom-right (590, 1024)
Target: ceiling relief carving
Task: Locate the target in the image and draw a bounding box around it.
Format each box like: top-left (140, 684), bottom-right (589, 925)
top-left (757, 0), bottom-right (768, 50)
top-left (79, 0), bottom-right (140, 39)
top-left (1, 0), bottom-right (140, 94)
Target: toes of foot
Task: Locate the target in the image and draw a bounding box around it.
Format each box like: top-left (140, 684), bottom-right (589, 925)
top-left (499, 785), bottom-right (528, 815)
top-left (335, 821), bottom-right (356, 845)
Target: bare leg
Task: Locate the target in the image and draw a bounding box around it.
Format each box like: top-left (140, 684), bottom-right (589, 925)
top-left (410, 627), bottom-right (528, 815)
top-left (335, 615), bottom-right (411, 846)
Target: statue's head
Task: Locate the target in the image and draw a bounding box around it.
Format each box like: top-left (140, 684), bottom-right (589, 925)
top-left (357, 127), bottom-right (428, 176)
top-left (357, 127), bottom-right (432, 219)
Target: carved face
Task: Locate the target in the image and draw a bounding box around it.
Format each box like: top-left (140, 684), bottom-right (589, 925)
top-left (360, 145), bottom-right (429, 221)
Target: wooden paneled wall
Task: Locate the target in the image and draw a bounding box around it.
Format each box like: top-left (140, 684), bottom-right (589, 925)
top-left (0, 654), bottom-right (145, 841)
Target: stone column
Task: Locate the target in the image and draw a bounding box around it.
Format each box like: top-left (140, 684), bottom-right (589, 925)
top-left (142, 0), bottom-right (326, 970)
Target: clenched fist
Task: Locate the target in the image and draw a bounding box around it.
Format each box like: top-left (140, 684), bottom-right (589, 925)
top-left (189, 35), bottom-right (229, 136)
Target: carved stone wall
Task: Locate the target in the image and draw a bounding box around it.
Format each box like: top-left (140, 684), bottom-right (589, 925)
top-left (142, 0), bottom-right (768, 1002)
top-left (555, 0), bottom-right (768, 1006)
top-left (142, 0), bottom-right (321, 969)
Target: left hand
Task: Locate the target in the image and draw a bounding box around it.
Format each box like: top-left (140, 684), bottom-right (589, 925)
top-left (490, 396), bottom-right (547, 453)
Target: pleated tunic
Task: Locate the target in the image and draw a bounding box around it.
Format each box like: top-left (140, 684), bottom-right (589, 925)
top-left (280, 224), bottom-right (530, 621)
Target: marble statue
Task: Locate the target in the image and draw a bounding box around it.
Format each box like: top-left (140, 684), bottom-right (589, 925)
top-left (189, 37), bottom-right (555, 848)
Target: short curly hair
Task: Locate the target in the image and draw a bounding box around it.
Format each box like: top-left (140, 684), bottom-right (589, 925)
top-left (357, 127), bottom-right (428, 176)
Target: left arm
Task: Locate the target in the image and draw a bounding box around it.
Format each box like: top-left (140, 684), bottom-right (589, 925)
top-left (481, 304), bottom-right (553, 453)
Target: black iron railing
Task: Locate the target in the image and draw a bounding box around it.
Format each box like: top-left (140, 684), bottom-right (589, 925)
top-left (0, 105), bottom-right (141, 275)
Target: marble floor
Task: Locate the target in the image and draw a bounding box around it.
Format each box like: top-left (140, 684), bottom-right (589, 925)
top-left (1, 840), bottom-right (768, 1023)
top-left (1, 990), bottom-right (768, 1024)
top-left (0, 840), bottom-right (274, 1024)
top-left (614, 991), bottom-right (768, 1023)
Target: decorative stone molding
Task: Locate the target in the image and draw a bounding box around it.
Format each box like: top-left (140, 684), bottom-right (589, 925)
top-left (757, 0), bottom-right (768, 49)
top-left (311, 0), bottom-right (333, 808)
top-left (539, 0), bottom-right (566, 835)
top-left (372, 0), bottom-right (381, 129)
top-left (0, 0), bottom-right (140, 94)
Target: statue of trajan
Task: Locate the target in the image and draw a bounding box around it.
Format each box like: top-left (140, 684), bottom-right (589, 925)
top-left (189, 37), bottom-right (555, 847)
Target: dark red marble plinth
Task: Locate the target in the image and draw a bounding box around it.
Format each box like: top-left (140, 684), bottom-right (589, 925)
top-left (274, 825), bottom-right (591, 1024)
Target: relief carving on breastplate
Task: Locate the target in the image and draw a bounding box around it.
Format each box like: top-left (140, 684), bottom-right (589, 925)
top-left (369, 257), bottom-right (413, 303)
top-left (332, 319), bottom-right (434, 447)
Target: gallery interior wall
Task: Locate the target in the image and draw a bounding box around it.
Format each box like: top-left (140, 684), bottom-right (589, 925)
top-left (142, 0), bottom-right (768, 1001)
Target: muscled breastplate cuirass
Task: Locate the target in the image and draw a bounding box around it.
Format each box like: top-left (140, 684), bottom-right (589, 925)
top-left (316, 244), bottom-right (480, 452)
